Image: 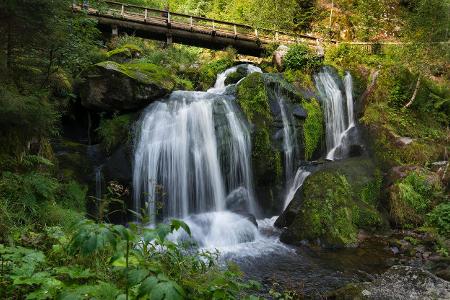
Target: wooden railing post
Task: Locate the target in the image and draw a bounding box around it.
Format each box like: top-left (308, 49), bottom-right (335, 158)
top-left (234, 25), bottom-right (237, 36)
top-left (190, 16), bottom-right (193, 28)
top-left (212, 20), bottom-right (215, 31)
top-left (144, 9), bottom-right (148, 21)
top-left (275, 31), bottom-right (279, 42)
top-left (121, 4), bottom-right (124, 17)
top-left (255, 28), bottom-right (258, 38)
top-left (167, 11), bottom-right (171, 24)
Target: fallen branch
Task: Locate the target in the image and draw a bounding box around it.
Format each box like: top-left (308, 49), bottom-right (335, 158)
top-left (404, 76), bottom-right (421, 108)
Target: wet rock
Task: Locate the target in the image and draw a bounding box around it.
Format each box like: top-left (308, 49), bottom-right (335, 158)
top-left (79, 61), bottom-right (175, 112)
top-left (348, 144), bottom-right (364, 157)
top-left (102, 144), bottom-right (133, 183)
top-left (292, 104), bottom-right (308, 119)
top-left (278, 157), bottom-right (386, 248)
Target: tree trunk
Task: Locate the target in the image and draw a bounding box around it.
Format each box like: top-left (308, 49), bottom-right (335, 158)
top-left (404, 76), bottom-right (421, 108)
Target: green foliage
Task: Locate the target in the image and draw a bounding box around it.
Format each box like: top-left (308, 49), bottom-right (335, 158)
top-left (97, 114), bottom-right (134, 153)
top-left (0, 171), bottom-right (86, 240)
top-left (0, 217), bottom-right (259, 299)
top-left (283, 44), bottom-right (322, 72)
top-left (388, 171), bottom-right (443, 228)
top-left (0, 86), bottom-right (59, 156)
top-left (426, 203), bottom-right (450, 238)
top-left (302, 98), bottom-right (323, 160)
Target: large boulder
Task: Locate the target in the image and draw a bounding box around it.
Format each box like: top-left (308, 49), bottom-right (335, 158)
top-left (327, 265), bottom-right (450, 299)
top-left (385, 167), bottom-right (444, 229)
top-left (277, 157), bottom-right (386, 248)
top-left (236, 72), bottom-right (313, 213)
top-left (79, 61), bottom-right (176, 112)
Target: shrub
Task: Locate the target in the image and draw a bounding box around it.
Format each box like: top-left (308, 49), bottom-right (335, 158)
top-left (427, 202), bottom-right (450, 237)
top-left (97, 114), bottom-right (134, 153)
top-left (284, 44), bottom-right (322, 72)
top-left (0, 86), bottom-right (58, 156)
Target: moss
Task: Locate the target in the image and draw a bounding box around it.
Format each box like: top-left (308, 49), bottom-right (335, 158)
top-left (106, 44), bottom-right (142, 59)
top-left (198, 57), bottom-right (234, 90)
top-left (283, 69), bottom-right (315, 90)
top-left (95, 61), bottom-right (175, 90)
top-left (236, 73), bottom-right (282, 185)
top-left (289, 172), bottom-right (358, 247)
top-left (282, 158), bottom-right (385, 247)
top-left (224, 69), bottom-right (246, 86)
top-left (360, 169), bottom-right (382, 206)
top-left (389, 170), bottom-right (442, 228)
top-left (302, 98), bottom-right (323, 160)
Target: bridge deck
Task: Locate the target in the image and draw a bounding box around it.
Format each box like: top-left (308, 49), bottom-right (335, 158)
top-left (73, 1), bottom-right (321, 56)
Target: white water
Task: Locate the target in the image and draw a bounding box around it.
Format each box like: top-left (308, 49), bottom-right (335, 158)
top-left (170, 212), bottom-right (293, 258)
top-left (315, 68), bottom-right (355, 160)
top-left (133, 65), bottom-right (261, 222)
top-left (283, 167), bottom-right (311, 209)
top-left (277, 96), bottom-right (296, 181)
top-left (209, 64), bottom-right (262, 92)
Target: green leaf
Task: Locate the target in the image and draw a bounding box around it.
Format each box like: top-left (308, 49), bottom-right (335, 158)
top-left (150, 281), bottom-right (184, 300)
top-left (138, 276), bottom-right (158, 298)
top-left (128, 268), bottom-right (150, 286)
top-left (156, 224), bottom-right (171, 241)
top-left (170, 219), bottom-right (191, 236)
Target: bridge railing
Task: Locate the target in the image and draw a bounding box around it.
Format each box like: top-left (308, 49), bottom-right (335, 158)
top-left (74, 0), bottom-right (323, 45)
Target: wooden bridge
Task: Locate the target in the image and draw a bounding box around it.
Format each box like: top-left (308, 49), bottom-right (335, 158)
top-left (73, 1), bottom-right (322, 56)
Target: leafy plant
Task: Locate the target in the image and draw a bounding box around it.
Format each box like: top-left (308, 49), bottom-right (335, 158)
top-left (426, 202), bottom-right (450, 237)
top-left (284, 44), bottom-right (322, 72)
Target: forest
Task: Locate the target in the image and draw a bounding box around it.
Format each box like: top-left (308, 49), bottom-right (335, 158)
top-left (0, 0), bottom-right (449, 299)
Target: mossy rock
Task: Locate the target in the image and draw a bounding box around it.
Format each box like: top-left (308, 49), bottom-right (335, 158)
top-left (79, 61), bottom-right (176, 112)
top-left (236, 72), bottom-right (283, 211)
top-left (106, 44), bottom-right (142, 61)
top-left (387, 169), bottom-right (444, 229)
top-left (224, 66), bottom-right (248, 85)
top-left (279, 157), bottom-right (385, 248)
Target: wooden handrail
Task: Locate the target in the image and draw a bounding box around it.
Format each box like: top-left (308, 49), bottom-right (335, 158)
top-left (99, 1), bottom-right (321, 41)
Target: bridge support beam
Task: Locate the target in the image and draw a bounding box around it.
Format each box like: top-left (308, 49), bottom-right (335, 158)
top-left (166, 33), bottom-right (173, 47)
top-left (112, 25), bottom-right (118, 37)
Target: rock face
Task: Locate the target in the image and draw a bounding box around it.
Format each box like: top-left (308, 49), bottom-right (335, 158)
top-left (272, 45), bottom-right (289, 71)
top-left (277, 157), bottom-right (386, 248)
top-left (235, 72), bottom-right (311, 214)
top-left (329, 265), bottom-right (450, 299)
top-left (79, 61), bottom-right (176, 112)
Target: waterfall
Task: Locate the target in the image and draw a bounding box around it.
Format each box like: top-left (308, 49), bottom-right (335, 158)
top-left (315, 67), bottom-right (355, 160)
top-left (277, 96), bottom-right (296, 182)
top-left (133, 65), bottom-right (261, 222)
top-left (283, 167), bottom-right (311, 209)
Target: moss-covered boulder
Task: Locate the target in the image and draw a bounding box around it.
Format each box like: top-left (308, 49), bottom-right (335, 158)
top-left (236, 72), bottom-right (283, 211)
top-left (386, 168), bottom-right (444, 229)
top-left (224, 66), bottom-right (248, 86)
top-left (79, 61), bottom-right (176, 112)
top-left (278, 157), bottom-right (385, 248)
top-left (235, 72), bottom-right (324, 212)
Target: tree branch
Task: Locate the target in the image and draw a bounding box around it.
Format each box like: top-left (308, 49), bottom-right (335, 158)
top-left (404, 76), bottom-right (421, 108)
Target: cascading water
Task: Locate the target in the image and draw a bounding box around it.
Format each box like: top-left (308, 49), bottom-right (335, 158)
top-left (283, 167), bottom-right (311, 209)
top-left (277, 95), bottom-right (297, 182)
top-left (315, 67), bottom-right (356, 160)
top-left (133, 65), bottom-right (260, 223)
